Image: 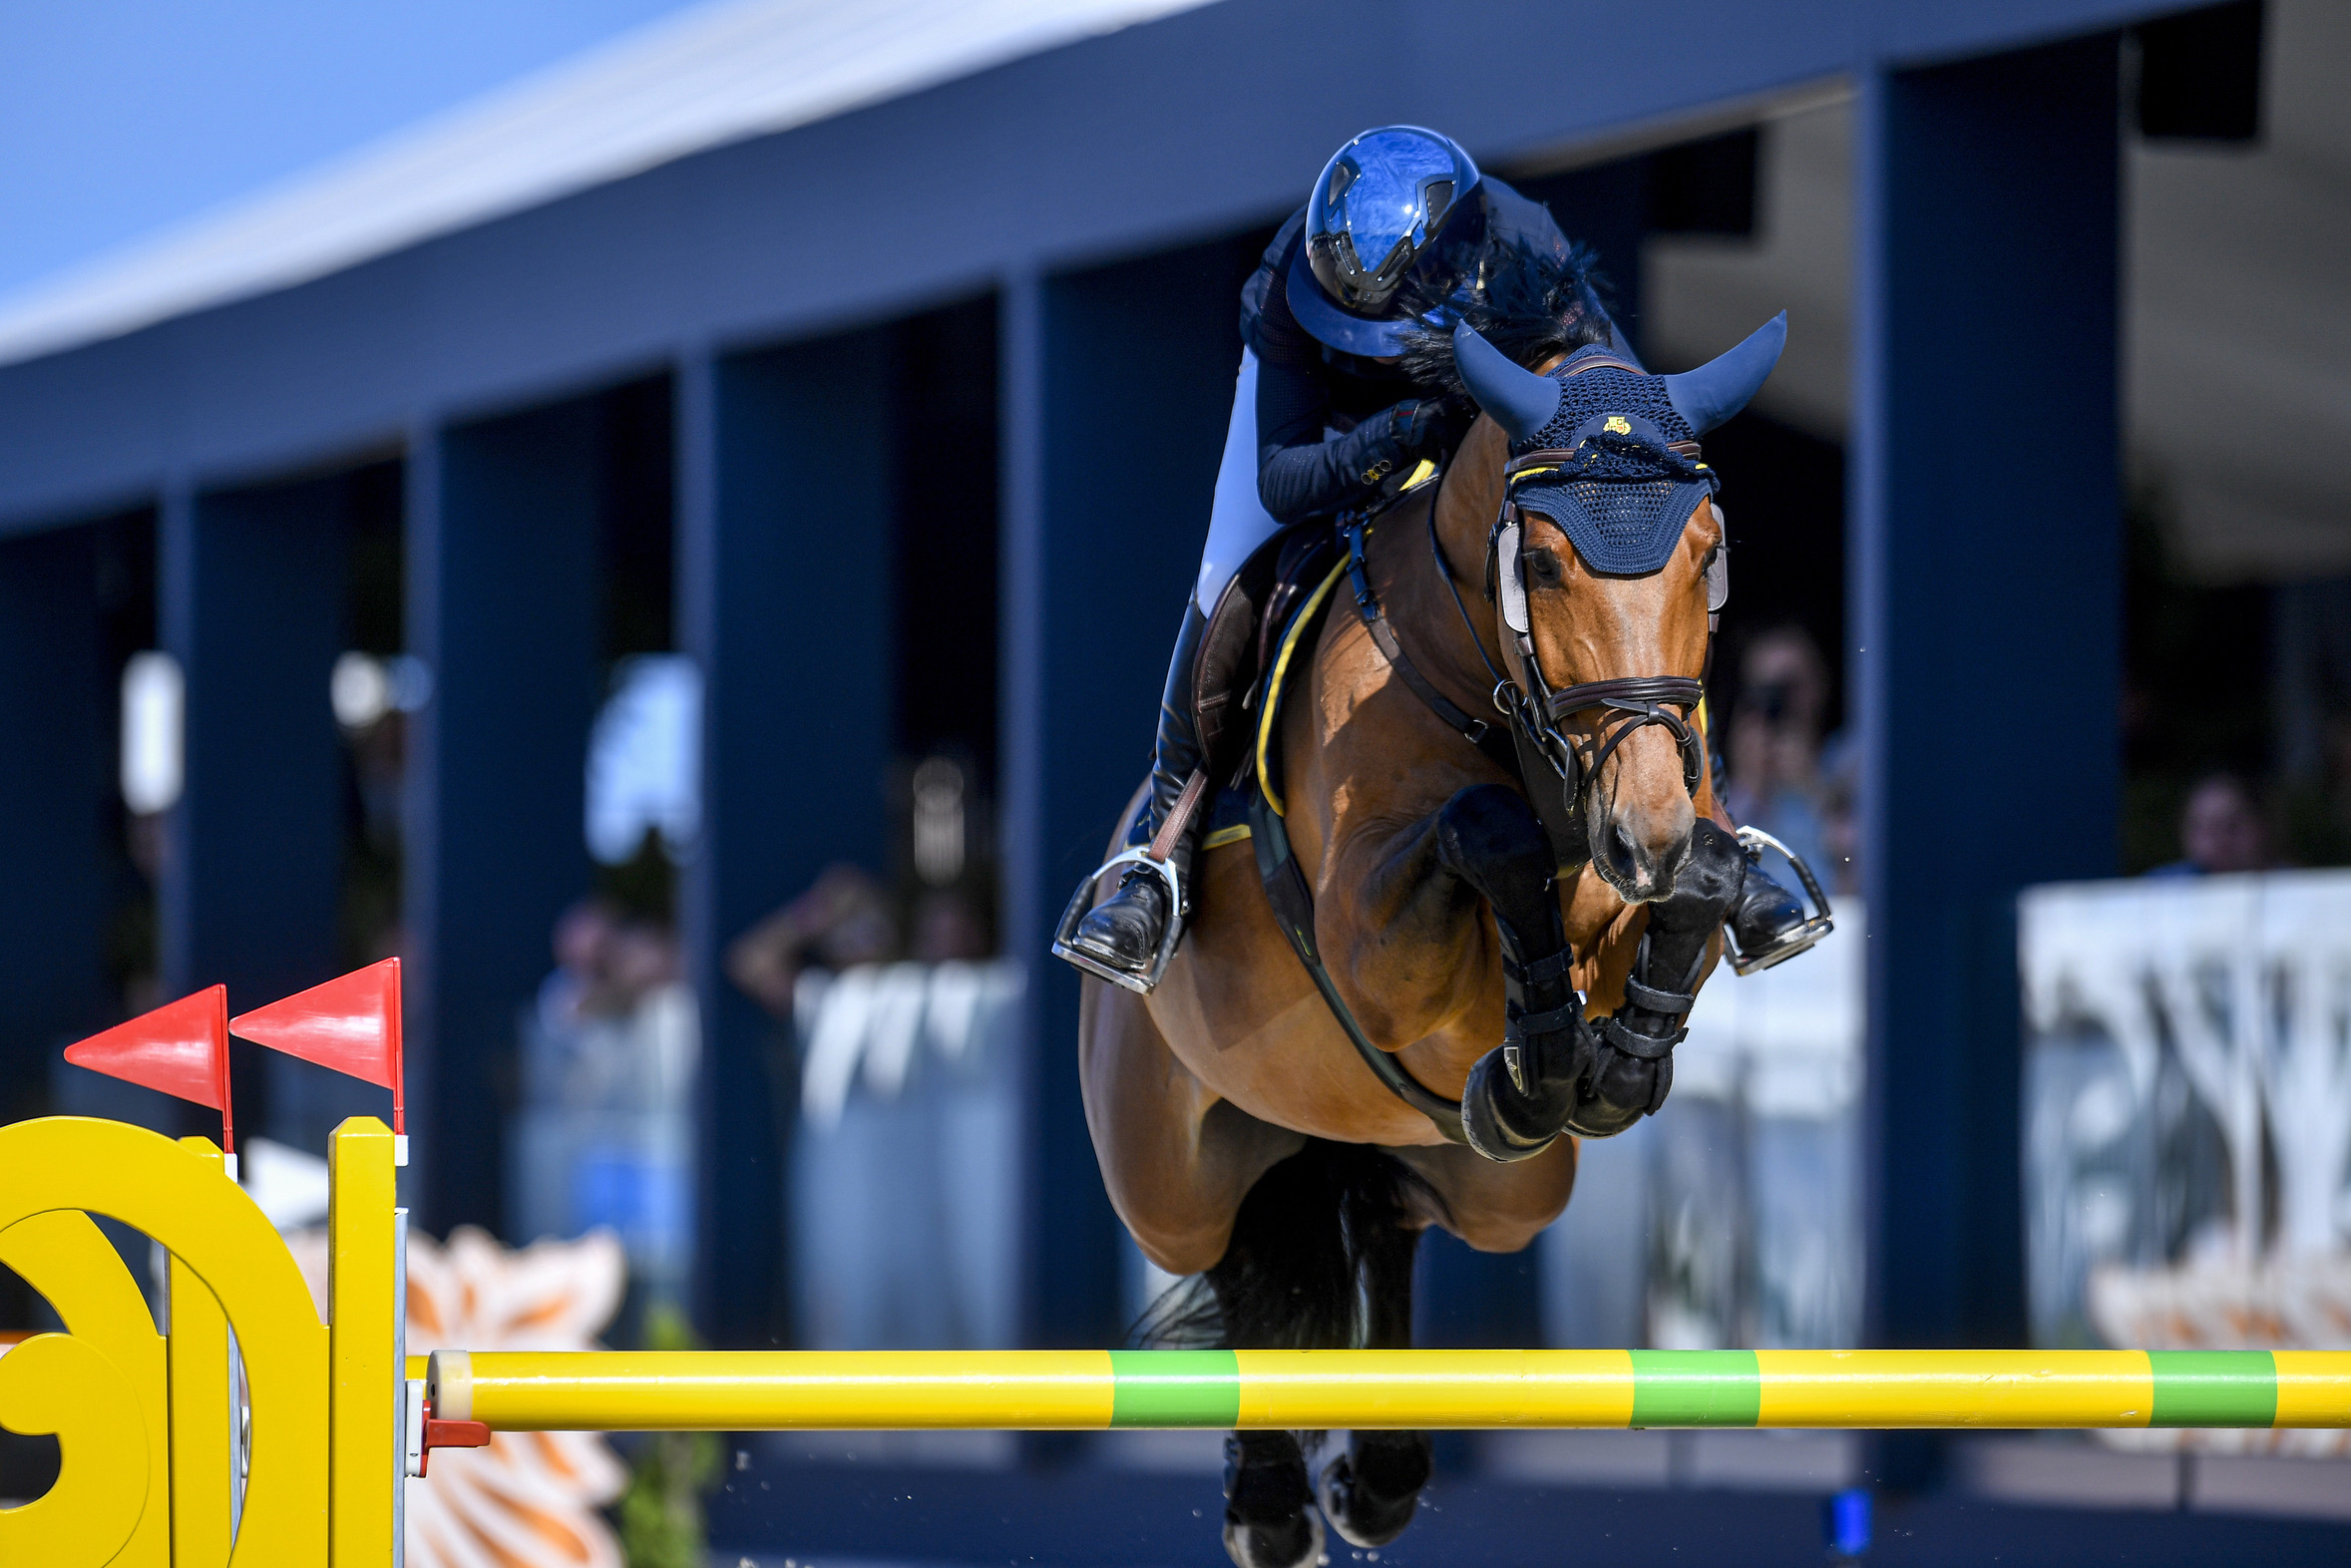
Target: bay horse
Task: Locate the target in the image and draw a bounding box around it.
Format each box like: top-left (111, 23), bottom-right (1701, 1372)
top-left (1077, 308), bottom-right (1788, 1567)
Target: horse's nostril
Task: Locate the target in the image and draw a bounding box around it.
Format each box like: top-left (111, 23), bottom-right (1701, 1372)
top-left (1609, 822), bottom-right (1645, 877)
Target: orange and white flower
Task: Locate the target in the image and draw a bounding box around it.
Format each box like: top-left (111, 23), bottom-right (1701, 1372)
top-left (288, 1224), bottom-right (629, 1566)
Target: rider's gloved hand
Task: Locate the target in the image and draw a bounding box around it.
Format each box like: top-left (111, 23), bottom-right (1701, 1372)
top-left (1392, 395), bottom-right (1477, 461)
top-left (1330, 408), bottom-right (1416, 490)
top-left (1327, 397), bottom-right (1478, 497)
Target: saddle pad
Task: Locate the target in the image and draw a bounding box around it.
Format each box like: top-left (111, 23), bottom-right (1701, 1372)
top-left (1198, 470), bottom-right (1437, 855)
top-left (1194, 523), bottom-right (1341, 796)
top-left (1201, 777), bottom-right (1254, 853)
top-left (1199, 548), bottom-right (1351, 855)
top-left (1194, 466), bottom-right (1438, 810)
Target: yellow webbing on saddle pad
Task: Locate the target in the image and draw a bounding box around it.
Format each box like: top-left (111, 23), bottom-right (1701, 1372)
top-left (1255, 555), bottom-right (1353, 819)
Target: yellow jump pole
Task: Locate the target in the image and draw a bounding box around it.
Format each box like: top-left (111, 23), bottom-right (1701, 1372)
top-left (429, 1348), bottom-right (2351, 1433)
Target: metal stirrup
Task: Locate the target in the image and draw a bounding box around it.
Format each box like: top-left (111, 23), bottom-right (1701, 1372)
top-left (1723, 825), bottom-right (1836, 977)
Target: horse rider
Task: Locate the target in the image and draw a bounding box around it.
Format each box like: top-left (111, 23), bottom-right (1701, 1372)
top-left (1058, 125), bottom-right (1817, 991)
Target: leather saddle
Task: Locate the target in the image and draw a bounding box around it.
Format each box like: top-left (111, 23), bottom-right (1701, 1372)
top-left (1190, 521), bottom-right (1342, 794)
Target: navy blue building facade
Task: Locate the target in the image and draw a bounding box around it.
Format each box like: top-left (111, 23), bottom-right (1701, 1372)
top-left (0, 0), bottom-right (2192, 1358)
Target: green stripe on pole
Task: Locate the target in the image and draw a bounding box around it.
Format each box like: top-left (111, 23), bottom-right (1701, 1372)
top-left (1629, 1350), bottom-right (1761, 1427)
top-left (2149, 1350), bottom-right (2276, 1427)
top-left (1108, 1350), bottom-right (1241, 1427)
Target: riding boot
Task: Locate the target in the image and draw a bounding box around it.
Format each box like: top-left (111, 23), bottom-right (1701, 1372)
top-left (1569, 818), bottom-right (1748, 1137)
top-left (1058, 601), bottom-right (1209, 989)
top-left (1724, 858), bottom-right (1818, 973)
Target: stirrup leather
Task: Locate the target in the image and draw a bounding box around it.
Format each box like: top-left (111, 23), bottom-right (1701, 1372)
top-left (1051, 847), bottom-right (1187, 993)
top-left (1724, 825), bottom-right (1835, 977)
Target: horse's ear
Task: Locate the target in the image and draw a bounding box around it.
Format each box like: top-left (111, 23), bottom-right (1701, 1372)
top-left (1451, 324), bottom-right (1562, 444)
top-left (1662, 313), bottom-right (1785, 434)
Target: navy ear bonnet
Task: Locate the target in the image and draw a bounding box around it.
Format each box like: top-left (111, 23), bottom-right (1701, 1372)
top-left (1510, 348), bottom-right (1718, 577)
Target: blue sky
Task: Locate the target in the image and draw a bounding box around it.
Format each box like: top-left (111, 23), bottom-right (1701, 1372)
top-left (0, 0), bottom-right (701, 298)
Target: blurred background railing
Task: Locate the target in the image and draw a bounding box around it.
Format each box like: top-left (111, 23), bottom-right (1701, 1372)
top-left (2023, 870), bottom-right (2351, 1457)
top-left (789, 959), bottom-right (1024, 1351)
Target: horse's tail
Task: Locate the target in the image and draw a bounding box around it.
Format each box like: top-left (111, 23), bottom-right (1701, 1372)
top-left (1132, 1140), bottom-right (1425, 1352)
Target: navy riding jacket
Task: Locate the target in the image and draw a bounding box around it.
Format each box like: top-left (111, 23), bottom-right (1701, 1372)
top-left (1240, 179), bottom-right (1591, 524)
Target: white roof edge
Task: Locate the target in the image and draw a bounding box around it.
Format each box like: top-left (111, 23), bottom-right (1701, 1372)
top-left (0, 0), bottom-right (1219, 370)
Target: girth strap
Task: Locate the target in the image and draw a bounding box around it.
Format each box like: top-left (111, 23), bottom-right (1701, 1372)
top-left (1247, 785), bottom-right (1468, 1144)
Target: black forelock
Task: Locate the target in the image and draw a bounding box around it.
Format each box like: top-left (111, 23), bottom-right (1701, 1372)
top-left (1395, 237), bottom-right (1616, 398)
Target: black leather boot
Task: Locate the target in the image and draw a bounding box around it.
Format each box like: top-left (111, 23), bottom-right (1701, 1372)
top-left (1461, 941), bottom-right (1595, 1160)
top-left (1723, 855), bottom-right (1821, 974)
top-left (1057, 601), bottom-right (1209, 990)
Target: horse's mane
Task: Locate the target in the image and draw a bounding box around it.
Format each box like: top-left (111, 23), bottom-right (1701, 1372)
top-left (1395, 237), bottom-right (1615, 397)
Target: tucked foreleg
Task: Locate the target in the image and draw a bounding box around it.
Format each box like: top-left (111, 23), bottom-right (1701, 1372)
top-left (1568, 816), bottom-right (1746, 1136)
top-left (1426, 785), bottom-right (1598, 1161)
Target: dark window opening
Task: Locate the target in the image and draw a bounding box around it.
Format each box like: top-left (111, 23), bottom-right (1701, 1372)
top-left (588, 374), bottom-right (679, 926)
top-left (886, 296), bottom-right (1001, 954)
top-left (93, 510), bottom-right (160, 1028)
top-left (339, 461), bottom-right (405, 976)
top-left (2135, 0), bottom-right (2265, 143)
top-left (1700, 410), bottom-right (1846, 740)
top-left (597, 375), bottom-right (677, 664)
top-left (1649, 127), bottom-right (1762, 237)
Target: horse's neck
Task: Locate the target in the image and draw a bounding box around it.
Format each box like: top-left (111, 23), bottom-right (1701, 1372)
top-left (1393, 425), bottom-right (1511, 700)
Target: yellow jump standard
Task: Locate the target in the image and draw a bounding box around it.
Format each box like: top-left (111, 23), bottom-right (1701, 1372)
top-left (429, 1347), bottom-right (2351, 1432)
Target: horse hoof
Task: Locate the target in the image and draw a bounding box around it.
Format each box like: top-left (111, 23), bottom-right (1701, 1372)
top-left (1316, 1432), bottom-right (1431, 1548)
top-left (1223, 1499), bottom-right (1324, 1568)
top-left (1461, 1049), bottom-right (1562, 1162)
top-left (1565, 1045), bottom-right (1672, 1136)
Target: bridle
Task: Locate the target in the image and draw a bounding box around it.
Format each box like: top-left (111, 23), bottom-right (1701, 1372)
top-left (1351, 399), bottom-right (1722, 869)
top-left (1477, 444), bottom-right (1713, 836)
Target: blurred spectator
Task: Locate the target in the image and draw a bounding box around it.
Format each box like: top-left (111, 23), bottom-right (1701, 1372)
top-left (725, 863), bottom-right (900, 1018)
top-left (723, 862), bottom-right (994, 1020)
top-left (909, 888), bottom-right (990, 965)
top-left (547, 896), bottom-right (683, 1017)
top-left (2146, 771), bottom-right (2276, 877)
top-left (1722, 625), bottom-right (1835, 884)
top-left (511, 893), bottom-right (696, 1319)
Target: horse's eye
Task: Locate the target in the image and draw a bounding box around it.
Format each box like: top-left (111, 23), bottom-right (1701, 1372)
top-left (1525, 548), bottom-right (1563, 586)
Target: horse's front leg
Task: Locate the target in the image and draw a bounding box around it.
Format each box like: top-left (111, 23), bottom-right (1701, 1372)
top-left (1565, 814), bottom-right (1747, 1137)
top-left (1321, 782), bottom-right (1594, 1154)
top-left (1411, 784), bottom-right (1600, 1159)
top-left (1362, 784), bottom-right (1744, 1155)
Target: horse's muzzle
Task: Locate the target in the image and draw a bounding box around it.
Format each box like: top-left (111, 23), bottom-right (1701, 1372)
top-left (1590, 797), bottom-right (1695, 904)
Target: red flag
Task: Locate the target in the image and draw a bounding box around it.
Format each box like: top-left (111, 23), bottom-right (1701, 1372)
top-left (64, 985), bottom-right (234, 1152)
top-left (231, 958), bottom-right (405, 1133)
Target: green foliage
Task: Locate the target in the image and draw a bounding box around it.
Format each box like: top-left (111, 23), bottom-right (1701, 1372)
top-left (617, 1305), bottom-right (722, 1568)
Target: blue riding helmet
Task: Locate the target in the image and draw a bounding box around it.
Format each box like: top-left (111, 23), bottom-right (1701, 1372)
top-left (1290, 126), bottom-right (1486, 358)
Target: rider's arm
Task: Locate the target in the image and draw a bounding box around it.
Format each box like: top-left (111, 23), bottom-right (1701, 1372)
top-left (1252, 357), bottom-right (1422, 523)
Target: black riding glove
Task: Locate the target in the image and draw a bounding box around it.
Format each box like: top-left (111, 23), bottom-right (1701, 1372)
top-left (1392, 395), bottom-right (1476, 462)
